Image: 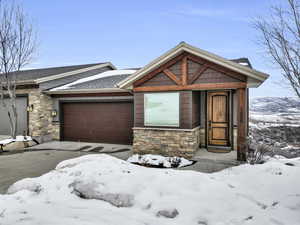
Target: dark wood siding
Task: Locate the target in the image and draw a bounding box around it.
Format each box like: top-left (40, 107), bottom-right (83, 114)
top-left (200, 91), bottom-right (206, 128)
top-left (168, 60), bottom-right (182, 80)
top-left (134, 93), bottom-right (144, 127)
top-left (180, 91), bottom-right (192, 129)
top-left (192, 91), bottom-right (200, 128)
top-left (194, 68), bottom-right (240, 84)
top-left (61, 101), bottom-right (133, 144)
top-left (140, 72), bottom-right (175, 87)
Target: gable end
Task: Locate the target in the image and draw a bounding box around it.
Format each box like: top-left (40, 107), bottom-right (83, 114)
top-left (133, 52), bottom-right (247, 91)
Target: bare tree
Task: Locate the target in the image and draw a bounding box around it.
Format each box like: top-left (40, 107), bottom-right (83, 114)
top-left (0, 0), bottom-right (36, 138)
top-left (254, 0), bottom-right (300, 97)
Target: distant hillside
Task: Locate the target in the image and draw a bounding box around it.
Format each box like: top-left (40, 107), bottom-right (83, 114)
top-left (249, 97), bottom-right (300, 157)
top-left (250, 97), bottom-right (300, 113)
top-left (250, 97), bottom-right (300, 126)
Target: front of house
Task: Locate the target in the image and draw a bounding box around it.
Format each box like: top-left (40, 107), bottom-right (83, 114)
top-left (0, 42), bottom-right (269, 160)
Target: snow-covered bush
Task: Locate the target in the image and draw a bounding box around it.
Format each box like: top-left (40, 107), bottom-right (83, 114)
top-left (246, 137), bottom-right (274, 164)
top-left (127, 154), bottom-right (194, 168)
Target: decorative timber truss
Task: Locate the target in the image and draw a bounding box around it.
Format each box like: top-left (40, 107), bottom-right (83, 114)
top-left (133, 52), bottom-right (247, 92)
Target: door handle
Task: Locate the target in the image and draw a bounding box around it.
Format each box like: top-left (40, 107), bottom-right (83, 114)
top-left (208, 120), bottom-right (212, 128)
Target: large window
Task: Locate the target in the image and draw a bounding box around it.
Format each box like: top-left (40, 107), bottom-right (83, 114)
top-left (144, 92), bottom-right (179, 127)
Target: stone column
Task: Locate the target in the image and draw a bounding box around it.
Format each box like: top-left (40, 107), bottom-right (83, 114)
top-left (28, 90), bottom-right (54, 142)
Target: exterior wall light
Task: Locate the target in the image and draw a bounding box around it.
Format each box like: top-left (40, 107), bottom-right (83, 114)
top-left (51, 110), bottom-right (57, 117)
top-left (26, 104), bottom-right (34, 112)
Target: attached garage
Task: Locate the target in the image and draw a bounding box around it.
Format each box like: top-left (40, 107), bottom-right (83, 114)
top-left (61, 101), bottom-right (134, 144)
top-left (0, 96), bottom-right (28, 135)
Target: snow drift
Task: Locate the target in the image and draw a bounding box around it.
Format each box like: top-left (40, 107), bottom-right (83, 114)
top-left (0, 154), bottom-right (299, 225)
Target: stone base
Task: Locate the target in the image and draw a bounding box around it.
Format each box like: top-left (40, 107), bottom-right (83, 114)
top-left (132, 127), bottom-right (200, 159)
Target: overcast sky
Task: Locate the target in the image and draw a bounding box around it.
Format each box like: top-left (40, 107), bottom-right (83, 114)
top-left (19, 0), bottom-right (295, 97)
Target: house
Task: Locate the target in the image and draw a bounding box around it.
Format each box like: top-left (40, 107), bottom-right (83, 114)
top-left (0, 42), bottom-right (269, 160)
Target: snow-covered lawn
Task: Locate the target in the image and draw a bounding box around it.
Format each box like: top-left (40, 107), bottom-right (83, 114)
top-left (0, 154), bottom-right (299, 225)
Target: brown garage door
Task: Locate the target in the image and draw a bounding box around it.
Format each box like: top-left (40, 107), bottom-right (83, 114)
top-left (61, 101), bottom-right (133, 144)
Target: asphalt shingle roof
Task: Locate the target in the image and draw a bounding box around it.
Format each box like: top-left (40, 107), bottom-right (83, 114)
top-left (229, 58), bottom-right (252, 68)
top-left (66, 74), bottom-right (132, 89)
top-left (40, 66), bottom-right (113, 90)
top-left (10, 63), bottom-right (107, 81)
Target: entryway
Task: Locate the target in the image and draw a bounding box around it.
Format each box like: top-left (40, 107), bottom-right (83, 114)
top-left (207, 91), bottom-right (232, 152)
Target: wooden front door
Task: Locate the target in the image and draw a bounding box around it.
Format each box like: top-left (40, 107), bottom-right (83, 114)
top-left (207, 91), bottom-right (229, 146)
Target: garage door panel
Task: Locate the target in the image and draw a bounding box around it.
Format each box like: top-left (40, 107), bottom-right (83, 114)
top-left (62, 102), bottom-right (133, 144)
top-left (0, 97), bottom-right (28, 135)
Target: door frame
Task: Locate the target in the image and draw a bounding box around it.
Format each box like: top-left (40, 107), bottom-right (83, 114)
top-left (205, 90), bottom-right (233, 149)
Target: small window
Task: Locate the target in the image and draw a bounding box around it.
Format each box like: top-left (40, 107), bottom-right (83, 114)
top-left (144, 92), bottom-right (179, 127)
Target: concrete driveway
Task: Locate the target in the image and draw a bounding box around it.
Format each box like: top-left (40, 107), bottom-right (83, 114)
top-left (0, 142), bottom-right (239, 194)
top-left (0, 150), bottom-right (131, 194)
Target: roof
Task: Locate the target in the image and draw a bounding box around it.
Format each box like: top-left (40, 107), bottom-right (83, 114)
top-left (230, 58), bottom-right (252, 68)
top-left (10, 63), bottom-right (110, 82)
top-left (39, 66), bottom-right (114, 90)
top-left (117, 42), bottom-right (269, 89)
top-left (47, 70), bottom-right (137, 94)
top-left (56, 74), bottom-right (132, 90)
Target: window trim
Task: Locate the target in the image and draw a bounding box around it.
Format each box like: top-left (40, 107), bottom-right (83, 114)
top-left (144, 92), bottom-right (180, 127)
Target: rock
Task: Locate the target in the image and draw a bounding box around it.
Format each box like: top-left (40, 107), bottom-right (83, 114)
top-left (71, 180), bottom-right (134, 207)
top-left (2, 141), bottom-right (25, 151)
top-left (156, 208), bottom-right (179, 218)
top-left (24, 140), bottom-right (37, 148)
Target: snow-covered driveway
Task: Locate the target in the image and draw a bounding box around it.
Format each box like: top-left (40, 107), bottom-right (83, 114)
top-left (0, 154), bottom-right (299, 225)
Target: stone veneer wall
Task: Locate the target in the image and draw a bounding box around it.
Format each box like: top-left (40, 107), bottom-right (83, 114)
top-left (132, 127), bottom-right (200, 158)
top-left (199, 128), bottom-right (205, 148)
top-left (51, 122), bottom-right (60, 140)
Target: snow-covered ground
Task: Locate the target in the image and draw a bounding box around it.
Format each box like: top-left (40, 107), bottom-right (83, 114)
top-left (0, 154), bottom-right (299, 225)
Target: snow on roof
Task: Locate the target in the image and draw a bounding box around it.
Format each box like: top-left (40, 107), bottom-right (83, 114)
top-left (51, 69), bottom-right (137, 91)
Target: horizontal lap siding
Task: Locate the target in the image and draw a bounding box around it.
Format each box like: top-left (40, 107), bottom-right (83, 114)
top-left (134, 93), bottom-right (144, 127)
top-left (140, 72), bottom-right (175, 86)
top-left (168, 61), bottom-right (182, 80)
top-left (194, 68), bottom-right (240, 83)
top-left (180, 91), bottom-right (192, 129)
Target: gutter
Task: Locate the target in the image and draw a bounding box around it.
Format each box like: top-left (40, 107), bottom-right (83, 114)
top-left (44, 88), bottom-right (131, 95)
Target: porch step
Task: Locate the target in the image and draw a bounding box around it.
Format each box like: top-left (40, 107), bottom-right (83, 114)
top-left (207, 146), bottom-right (232, 153)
